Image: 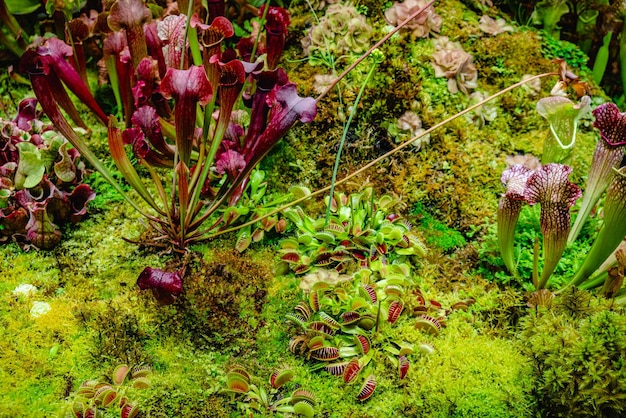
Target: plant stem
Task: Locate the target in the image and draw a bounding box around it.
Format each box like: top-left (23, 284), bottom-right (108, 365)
top-left (204, 72), bottom-right (557, 240)
top-left (316, 0), bottom-right (436, 102)
top-left (325, 57), bottom-right (378, 226)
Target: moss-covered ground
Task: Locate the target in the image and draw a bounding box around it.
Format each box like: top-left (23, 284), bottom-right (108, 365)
top-left (1, 0), bottom-right (626, 417)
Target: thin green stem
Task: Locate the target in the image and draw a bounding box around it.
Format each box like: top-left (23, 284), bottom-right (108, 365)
top-left (202, 72), bottom-right (557, 241)
top-left (180, 0), bottom-right (196, 70)
top-left (251, 1), bottom-right (269, 62)
top-left (325, 58), bottom-right (378, 225)
top-left (316, 0), bottom-right (436, 102)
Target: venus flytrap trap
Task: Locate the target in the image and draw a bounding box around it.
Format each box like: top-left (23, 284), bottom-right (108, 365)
top-left (278, 187), bottom-right (425, 275)
top-left (65, 364), bottom-right (152, 418)
top-left (225, 366), bottom-right (316, 417)
top-left (286, 268), bottom-right (473, 401)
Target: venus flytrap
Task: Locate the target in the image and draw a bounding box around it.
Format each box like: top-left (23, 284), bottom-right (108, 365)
top-left (17, 0), bottom-right (570, 305)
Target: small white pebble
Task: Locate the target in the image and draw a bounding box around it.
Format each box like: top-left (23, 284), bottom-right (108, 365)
top-left (12, 284), bottom-right (38, 297)
top-left (30, 301), bottom-right (51, 318)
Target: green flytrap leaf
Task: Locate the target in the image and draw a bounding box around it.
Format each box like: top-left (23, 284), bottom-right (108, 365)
top-left (269, 368), bottom-right (294, 389)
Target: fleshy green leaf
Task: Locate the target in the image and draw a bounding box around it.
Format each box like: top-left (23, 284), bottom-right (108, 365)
top-left (15, 142), bottom-right (44, 189)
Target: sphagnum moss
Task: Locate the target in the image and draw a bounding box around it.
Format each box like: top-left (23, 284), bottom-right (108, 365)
top-left (0, 0), bottom-right (619, 416)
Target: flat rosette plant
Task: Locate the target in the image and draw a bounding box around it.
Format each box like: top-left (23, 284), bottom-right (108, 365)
top-left (18, 0), bottom-right (316, 303)
top-left (0, 98), bottom-right (95, 250)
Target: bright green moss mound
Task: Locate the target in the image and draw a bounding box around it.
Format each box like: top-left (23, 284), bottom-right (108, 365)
top-left (406, 319), bottom-right (534, 417)
top-left (521, 290), bottom-right (626, 417)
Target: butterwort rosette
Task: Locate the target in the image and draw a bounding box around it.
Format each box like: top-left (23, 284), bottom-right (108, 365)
top-left (497, 164), bottom-right (535, 277)
top-left (569, 166), bottom-right (626, 287)
top-left (525, 163), bottom-right (582, 289)
top-left (569, 102), bottom-right (626, 244)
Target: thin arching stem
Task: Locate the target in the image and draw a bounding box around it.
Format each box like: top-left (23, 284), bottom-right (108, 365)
top-left (316, 0), bottom-right (436, 102)
top-left (200, 72), bottom-right (558, 241)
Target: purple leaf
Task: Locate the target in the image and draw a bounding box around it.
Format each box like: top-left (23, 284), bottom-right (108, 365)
top-left (193, 15), bottom-right (234, 89)
top-left (69, 183), bottom-right (95, 221)
top-left (245, 83), bottom-right (316, 164)
top-left (497, 164), bottom-right (535, 276)
top-left (22, 205), bottom-right (62, 251)
top-left (157, 14), bottom-right (188, 70)
top-left (33, 38), bottom-right (108, 125)
top-left (260, 6), bottom-right (290, 69)
top-left (160, 66), bottom-right (213, 166)
top-left (15, 98), bottom-right (38, 131)
top-left (137, 267), bottom-right (183, 305)
top-left (216, 149), bottom-right (245, 180)
top-left (207, 0), bottom-right (225, 23)
top-left (593, 102), bottom-right (626, 146)
top-left (570, 103), bottom-right (626, 243)
top-left (131, 106), bottom-right (174, 158)
top-left (108, 0), bottom-right (152, 69)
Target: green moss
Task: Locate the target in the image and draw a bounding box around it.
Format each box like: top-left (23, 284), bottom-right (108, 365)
top-left (158, 249), bottom-right (272, 352)
top-left (413, 202), bottom-right (467, 252)
top-left (520, 294), bottom-right (626, 416)
top-left (408, 319), bottom-right (535, 417)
